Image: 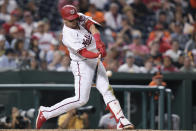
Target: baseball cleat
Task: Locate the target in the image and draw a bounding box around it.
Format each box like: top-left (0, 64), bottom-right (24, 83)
top-left (36, 106), bottom-right (46, 129)
top-left (117, 118), bottom-right (134, 130)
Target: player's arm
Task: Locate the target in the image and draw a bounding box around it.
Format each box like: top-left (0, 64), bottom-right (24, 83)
top-left (85, 20), bottom-right (106, 57)
top-left (78, 48), bottom-right (99, 58)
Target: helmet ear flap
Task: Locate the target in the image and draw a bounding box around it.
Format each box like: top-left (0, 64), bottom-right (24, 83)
top-left (61, 5), bottom-right (79, 20)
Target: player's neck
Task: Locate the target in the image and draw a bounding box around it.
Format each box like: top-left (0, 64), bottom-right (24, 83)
top-left (66, 24), bottom-right (80, 30)
top-left (73, 25), bottom-right (80, 30)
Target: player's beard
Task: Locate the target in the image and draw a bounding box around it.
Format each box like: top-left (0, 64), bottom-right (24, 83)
top-left (64, 18), bottom-right (80, 29)
top-left (72, 22), bottom-right (79, 29)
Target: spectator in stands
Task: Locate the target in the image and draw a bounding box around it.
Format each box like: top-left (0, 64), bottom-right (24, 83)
top-left (89, 0), bottom-right (107, 10)
top-left (0, 4), bottom-right (10, 23)
top-left (148, 72), bottom-right (167, 102)
top-left (20, 11), bottom-right (37, 38)
top-left (107, 34), bottom-right (127, 62)
top-left (185, 29), bottom-right (196, 52)
top-left (29, 35), bottom-right (40, 61)
top-left (120, 2), bottom-right (134, 25)
top-left (2, 9), bottom-right (20, 34)
top-left (25, 1), bottom-right (39, 19)
top-left (0, 48), bottom-right (17, 71)
top-left (109, 33), bottom-right (127, 50)
top-left (149, 72), bottom-right (166, 87)
top-left (118, 51), bottom-right (140, 73)
top-left (32, 21), bottom-right (55, 56)
top-left (156, 11), bottom-right (169, 29)
top-left (13, 39), bottom-right (25, 57)
top-left (11, 26), bottom-right (30, 50)
top-left (85, 4), bottom-right (105, 25)
top-left (104, 3), bottom-right (122, 32)
top-left (57, 109), bottom-right (88, 129)
top-left (164, 39), bottom-right (182, 62)
top-left (118, 16), bottom-right (132, 44)
top-left (128, 30), bottom-right (149, 65)
top-left (161, 55), bottom-right (178, 73)
top-left (180, 56), bottom-right (196, 72)
top-left (8, 26), bottom-right (19, 48)
top-left (147, 23), bottom-right (171, 53)
top-left (173, 11), bottom-right (184, 26)
top-left (157, 0), bottom-right (174, 24)
top-left (170, 22), bottom-right (190, 50)
top-left (0, 35), bottom-right (6, 56)
top-left (140, 59), bottom-right (158, 73)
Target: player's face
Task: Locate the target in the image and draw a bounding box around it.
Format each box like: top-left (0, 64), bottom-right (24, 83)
top-left (64, 18), bottom-right (79, 29)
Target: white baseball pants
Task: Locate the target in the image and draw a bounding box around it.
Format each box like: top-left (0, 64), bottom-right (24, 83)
top-left (41, 58), bottom-right (116, 119)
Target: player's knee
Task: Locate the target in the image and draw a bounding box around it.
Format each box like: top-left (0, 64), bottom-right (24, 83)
top-left (79, 98), bottom-right (88, 106)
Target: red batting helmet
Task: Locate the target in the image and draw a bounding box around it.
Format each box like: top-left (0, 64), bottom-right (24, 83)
top-left (60, 5), bottom-right (79, 20)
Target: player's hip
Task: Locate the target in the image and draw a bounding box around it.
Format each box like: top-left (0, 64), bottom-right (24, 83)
top-left (70, 59), bottom-right (98, 74)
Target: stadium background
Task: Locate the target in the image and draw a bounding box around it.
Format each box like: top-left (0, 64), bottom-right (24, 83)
top-left (0, 0), bottom-right (195, 130)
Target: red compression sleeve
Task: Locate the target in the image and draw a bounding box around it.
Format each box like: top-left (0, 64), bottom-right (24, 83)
top-left (85, 20), bottom-right (94, 31)
top-left (93, 33), bottom-right (101, 42)
top-left (79, 48), bottom-right (99, 58)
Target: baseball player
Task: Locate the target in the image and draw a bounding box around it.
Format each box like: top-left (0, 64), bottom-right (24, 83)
top-left (36, 5), bottom-right (134, 129)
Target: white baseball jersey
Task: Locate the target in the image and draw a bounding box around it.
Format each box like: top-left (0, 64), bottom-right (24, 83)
top-left (62, 13), bottom-right (98, 61)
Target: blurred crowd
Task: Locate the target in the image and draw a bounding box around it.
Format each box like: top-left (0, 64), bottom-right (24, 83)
top-left (0, 0), bottom-right (196, 73)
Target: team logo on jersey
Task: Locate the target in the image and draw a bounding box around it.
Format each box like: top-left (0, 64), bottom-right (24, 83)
top-left (82, 34), bottom-right (92, 47)
top-left (70, 9), bottom-right (75, 15)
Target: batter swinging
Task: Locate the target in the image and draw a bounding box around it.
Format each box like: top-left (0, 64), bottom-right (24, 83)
top-left (36, 5), bottom-right (134, 129)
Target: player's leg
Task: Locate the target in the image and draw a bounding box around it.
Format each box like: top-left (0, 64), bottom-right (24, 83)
top-left (95, 62), bottom-right (134, 129)
top-left (36, 60), bottom-right (94, 129)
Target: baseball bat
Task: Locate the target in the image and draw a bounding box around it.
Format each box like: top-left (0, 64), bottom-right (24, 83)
top-left (92, 54), bottom-right (101, 87)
